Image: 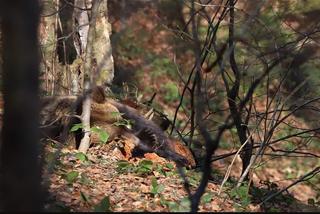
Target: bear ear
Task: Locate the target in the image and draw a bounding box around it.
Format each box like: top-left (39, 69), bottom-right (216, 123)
top-left (159, 116), bottom-right (170, 131)
top-left (91, 86), bottom-right (106, 104)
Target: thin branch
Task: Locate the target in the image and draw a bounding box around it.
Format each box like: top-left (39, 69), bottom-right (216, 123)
top-left (260, 167), bottom-right (320, 204)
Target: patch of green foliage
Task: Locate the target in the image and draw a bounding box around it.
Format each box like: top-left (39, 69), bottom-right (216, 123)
top-left (136, 160), bottom-right (154, 175)
top-left (70, 123), bottom-right (83, 132)
top-left (155, 162), bottom-right (177, 177)
top-left (116, 160), bottom-right (156, 176)
top-left (70, 123), bottom-right (110, 144)
top-left (219, 139), bottom-right (233, 150)
top-left (63, 171), bottom-right (79, 184)
top-left (116, 160), bottom-right (135, 174)
top-left (230, 183), bottom-right (251, 211)
top-left (163, 82), bottom-right (180, 103)
top-left (290, 0), bottom-right (320, 14)
top-left (90, 126), bottom-right (110, 144)
top-left (79, 172), bottom-right (92, 185)
top-left (149, 56), bottom-right (178, 80)
top-left (75, 152), bottom-right (88, 162)
top-left (201, 192), bottom-right (214, 204)
top-left (150, 177), bottom-right (165, 197)
top-left (159, 192), bottom-right (214, 212)
top-left (93, 196), bottom-right (111, 212)
top-left (162, 197), bottom-right (191, 212)
top-left (116, 29), bottom-right (145, 60)
top-left (113, 117), bottom-right (134, 129)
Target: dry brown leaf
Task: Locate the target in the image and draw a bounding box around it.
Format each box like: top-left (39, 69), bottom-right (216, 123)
top-left (143, 153), bottom-right (167, 164)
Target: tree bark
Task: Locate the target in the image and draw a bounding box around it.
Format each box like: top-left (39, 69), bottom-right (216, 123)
top-left (0, 0), bottom-right (43, 211)
top-left (78, 0), bottom-right (101, 154)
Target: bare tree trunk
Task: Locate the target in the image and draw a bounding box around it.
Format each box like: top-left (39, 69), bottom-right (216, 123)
top-left (57, 0), bottom-right (77, 65)
top-left (39, 0), bottom-right (59, 95)
top-left (227, 0), bottom-right (252, 177)
top-left (56, 0), bottom-right (77, 95)
top-left (78, 0), bottom-right (101, 153)
top-left (0, 0), bottom-right (43, 211)
top-left (74, 0), bottom-right (89, 56)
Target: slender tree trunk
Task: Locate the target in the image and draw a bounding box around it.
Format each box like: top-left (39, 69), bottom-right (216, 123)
top-left (56, 0), bottom-right (77, 95)
top-left (227, 0), bottom-right (252, 177)
top-left (57, 0), bottom-right (77, 65)
top-left (78, 0), bottom-right (102, 153)
top-left (0, 0), bottom-right (43, 211)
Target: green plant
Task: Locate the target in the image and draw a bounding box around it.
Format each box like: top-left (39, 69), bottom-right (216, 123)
top-left (163, 82), bottom-right (180, 102)
top-left (90, 126), bottom-right (109, 144)
top-left (185, 170), bottom-right (202, 188)
top-left (113, 118), bottom-right (134, 129)
top-left (63, 171), bottom-right (79, 184)
top-left (161, 197), bottom-right (191, 212)
top-left (75, 152), bottom-right (88, 162)
top-left (116, 160), bottom-right (154, 176)
top-left (116, 160), bottom-right (135, 174)
top-left (70, 123), bottom-right (83, 132)
top-left (154, 162), bottom-right (176, 177)
top-left (80, 191), bottom-right (90, 204)
top-left (150, 177), bottom-right (165, 197)
top-left (79, 173), bottom-right (92, 185)
top-left (230, 184), bottom-right (251, 211)
top-left (70, 123), bottom-right (110, 144)
top-left (155, 164), bottom-right (166, 176)
top-left (219, 139), bottom-right (232, 149)
top-left (117, 29), bottom-right (145, 60)
top-left (150, 57), bottom-right (177, 80)
top-left (136, 160), bottom-right (154, 175)
top-left (45, 151), bottom-right (58, 165)
top-left (283, 141), bottom-right (296, 151)
top-left (201, 192), bottom-right (213, 204)
top-left (284, 167), bottom-right (297, 179)
top-left (164, 163), bottom-right (176, 176)
top-left (93, 196), bottom-right (111, 212)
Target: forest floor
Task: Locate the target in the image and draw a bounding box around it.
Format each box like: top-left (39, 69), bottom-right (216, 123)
top-left (43, 138), bottom-right (320, 212)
